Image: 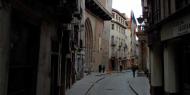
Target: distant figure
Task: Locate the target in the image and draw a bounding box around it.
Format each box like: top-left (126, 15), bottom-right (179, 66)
top-left (102, 65), bottom-right (105, 73)
top-left (120, 65), bottom-right (123, 72)
top-left (99, 65), bottom-right (102, 73)
top-left (132, 65), bottom-right (137, 77)
top-left (145, 68), bottom-right (149, 77)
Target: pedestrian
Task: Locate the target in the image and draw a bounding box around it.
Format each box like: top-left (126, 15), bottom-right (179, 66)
top-left (132, 64), bottom-right (137, 77)
top-left (102, 65), bottom-right (105, 73)
top-left (145, 68), bottom-right (149, 77)
top-left (99, 65), bottom-right (102, 73)
top-left (120, 65), bottom-right (123, 72)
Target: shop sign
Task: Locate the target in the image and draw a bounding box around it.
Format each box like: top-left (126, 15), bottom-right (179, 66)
top-left (161, 15), bottom-right (190, 41)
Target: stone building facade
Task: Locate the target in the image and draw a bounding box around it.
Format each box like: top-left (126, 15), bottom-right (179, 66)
top-left (0, 0), bottom-right (112, 95)
top-left (123, 12), bottom-right (139, 69)
top-left (109, 9), bottom-right (128, 71)
top-left (142, 0), bottom-right (190, 95)
top-left (136, 24), bottom-right (150, 71)
top-left (84, 0), bottom-right (112, 72)
top-left (0, 0), bottom-right (84, 95)
top-left (101, 0), bottom-right (113, 72)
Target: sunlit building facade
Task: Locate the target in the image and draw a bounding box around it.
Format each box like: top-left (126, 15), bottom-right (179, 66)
top-left (109, 9), bottom-right (128, 71)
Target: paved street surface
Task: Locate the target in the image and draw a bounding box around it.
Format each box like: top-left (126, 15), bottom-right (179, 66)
top-left (66, 70), bottom-right (150, 95)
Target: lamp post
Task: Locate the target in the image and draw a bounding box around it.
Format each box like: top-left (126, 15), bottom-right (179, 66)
top-left (137, 16), bottom-right (144, 32)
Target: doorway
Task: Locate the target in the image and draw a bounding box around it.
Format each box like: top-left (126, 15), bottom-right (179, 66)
top-left (111, 59), bottom-right (116, 71)
top-left (175, 35), bottom-right (190, 95)
top-left (8, 14), bottom-right (40, 95)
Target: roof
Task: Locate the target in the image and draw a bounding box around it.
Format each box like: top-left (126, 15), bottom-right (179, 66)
top-left (112, 8), bottom-right (127, 20)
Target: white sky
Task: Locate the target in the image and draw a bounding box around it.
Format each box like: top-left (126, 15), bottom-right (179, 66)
top-left (112, 0), bottom-right (142, 19)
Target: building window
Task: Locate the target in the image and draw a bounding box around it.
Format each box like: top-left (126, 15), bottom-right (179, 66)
top-left (112, 13), bottom-right (115, 18)
top-left (112, 24), bottom-right (114, 30)
top-left (111, 36), bottom-right (114, 42)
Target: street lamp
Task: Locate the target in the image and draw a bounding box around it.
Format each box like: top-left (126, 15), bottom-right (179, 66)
top-left (137, 16), bottom-right (144, 24)
top-left (137, 16), bottom-right (145, 71)
top-left (137, 16), bottom-right (144, 32)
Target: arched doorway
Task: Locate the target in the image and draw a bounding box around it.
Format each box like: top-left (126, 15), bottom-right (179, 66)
top-left (85, 18), bottom-right (93, 72)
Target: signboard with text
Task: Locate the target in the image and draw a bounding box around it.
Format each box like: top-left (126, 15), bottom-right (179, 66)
top-left (161, 14), bottom-right (190, 41)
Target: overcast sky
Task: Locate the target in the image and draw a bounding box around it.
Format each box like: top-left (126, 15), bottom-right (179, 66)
top-left (112, 0), bottom-right (142, 19)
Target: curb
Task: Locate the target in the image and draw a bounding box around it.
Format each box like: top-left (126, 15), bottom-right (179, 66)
top-left (128, 81), bottom-right (139, 95)
top-left (85, 76), bottom-right (106, 95)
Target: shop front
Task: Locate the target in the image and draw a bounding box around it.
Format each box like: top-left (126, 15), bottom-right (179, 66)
top-left (161, 13), bottom-right (190, 95)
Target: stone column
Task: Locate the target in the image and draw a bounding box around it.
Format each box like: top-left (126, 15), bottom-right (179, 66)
top-left (36, 21), bottom-right (54, 95)
top-left (150, 43), bottom-right (164, 95)
top-left (164, 42), bottom-right (178, 94)
top-left (146, 45), bottom-right (150, 70)
top-left (0, 4), bottom-right (11, 95)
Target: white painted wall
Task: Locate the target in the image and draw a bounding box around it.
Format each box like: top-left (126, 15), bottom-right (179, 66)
top-left (109, 10), bottom-right (128, 59)
top-left (109, 23), bottom-right (126, 58)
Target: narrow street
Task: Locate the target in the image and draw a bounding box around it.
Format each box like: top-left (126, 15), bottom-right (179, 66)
top-left (87, 71), bottom-right (136, 95)
top-left (67, 70), bottom-right (150, 95)
top-left (1, 0), bottom-right (188, 95)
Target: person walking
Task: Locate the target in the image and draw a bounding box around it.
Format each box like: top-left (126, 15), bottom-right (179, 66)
top-left (145, 68), bottom-right (149, 77)
top-left (119, 65), bottom-right (123, 72)
top-left (132, 64), bottom-right (137, 77)
top-left (102, 65), bottom-right (105, 73)
top-left (99, 64), bottom-right (102, 73)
